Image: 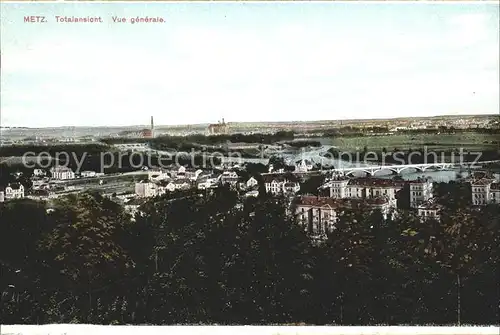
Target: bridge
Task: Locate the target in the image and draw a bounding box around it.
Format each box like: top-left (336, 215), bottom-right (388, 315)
top-left (326, 160), bottom-right (500, 177)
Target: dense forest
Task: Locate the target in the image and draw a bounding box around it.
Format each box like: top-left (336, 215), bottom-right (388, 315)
top-left (1, 185), bottom-right (498, 325)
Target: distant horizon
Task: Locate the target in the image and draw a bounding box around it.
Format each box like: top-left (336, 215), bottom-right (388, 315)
top-left (0, 113), bottom-right (497, 130)
top-left (1, 2), bottom-right (499, 127)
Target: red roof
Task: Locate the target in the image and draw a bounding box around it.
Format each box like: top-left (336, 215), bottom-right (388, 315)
top-left (348, 178), bottom-right (404, 188)
top-left (296, 195), bottom-right (389, 209)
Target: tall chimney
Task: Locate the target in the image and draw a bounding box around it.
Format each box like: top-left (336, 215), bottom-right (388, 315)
top-left (150, 116), bottom-right (154, 138)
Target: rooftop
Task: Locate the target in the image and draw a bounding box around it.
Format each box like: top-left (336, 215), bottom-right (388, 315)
top-left (348, 178), bottom-right (405, 188)
top-left (261, 173), bottom-right (298, 183)
top-left (417, 199), bottom-right (444, 210)
top-left (470, 178), bottom-right (496, 186)
top-left (296, 195), bottom-right (390, 209)
top-left (7, 182), bottom-right (23, 190)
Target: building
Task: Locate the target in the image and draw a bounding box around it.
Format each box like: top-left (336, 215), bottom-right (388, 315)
top-left (197, 177), bottom-right (219, 190)
top-left (4, 183), bottom-right (25, 200)
top-left (0, 191), bottom-right (4, 202)
top-left (32, 177), bottom-right (49, 189)
top-left (33, 169), bottom-right (46, 177)
top-left (324, 177), bottom-right (404, 208)
top-left (325, 176), bottom-right (350, 198)
top-left (295, 159), bottom-right (314, 173)
top-left (244, 190), bottom-right (259, 197)
top-left (135, 181), bottom-right (160, 198)
top-left (417, 200), bottom-right (444, 221)
top-left (165, 180), bottom-right (192, 192)
top-left (50, 166), bottom-right (75, 180)
top-left (124, 198), bottom-right (148, 219)
top-left (295, 195), bottom-right (392, 239)
top-left (409, 177), bottom-right (433, 208)
top-left (245, 177), bottom-right (259, 189)
top-left (491, 183), bottom-right (500, 204)
top-left (470, 178), bottom-right (499, 205)
top-left (219, 171), bottom-right (240, 186)
top-left (173, 166), bottom-right (201, 180)
top-left (207, 118), bottom-right (229, 135)
top-left (80, 171), bottom-right (97, 178)
top-left (262, 173), bottom-right (301, 195)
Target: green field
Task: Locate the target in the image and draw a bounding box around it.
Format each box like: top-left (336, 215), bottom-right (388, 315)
top-left (324, 133), bottom-right (499, 152)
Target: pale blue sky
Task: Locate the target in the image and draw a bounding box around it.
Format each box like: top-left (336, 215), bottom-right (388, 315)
top-left (1, 2), bottom-right (499, 127)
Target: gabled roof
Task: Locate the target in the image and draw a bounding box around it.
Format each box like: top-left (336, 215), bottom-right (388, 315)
top-left (261, 173), bottom-right (298, 183)
top-left (417, 199), bottom-right (444, 210)
top-left (471, 178), bottom-right (495, 186)
top-left (7, 183), bottom-right (23, 190)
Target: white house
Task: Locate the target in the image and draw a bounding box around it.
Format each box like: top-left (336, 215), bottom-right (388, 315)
top-left (323, 177), bottom-right (404, 209)
top-left (409, 178), bottom-right (433, 208)
top-left (262, 173), bottom-right (301, 195)
top-left (470, 178), bottom-right (498, 205)
top-left (0, 191), bottom-right (4, 202)
top-left (80, 171), bottom-right (97, 178)
top-left (246, 177), bottom-right (259, 189)
top-left (295, 159), bottom-right (314, 173)
top-left (325, 176), bottom-right (350, 198)
top-left (50, 166), bottom-right (75, 180)
top-left (244, 190), bottom-right (259, 198)
top-left (417, 200), bottom-right (443, 221)
top-left (166, 180), bottom-right (192, 192)
top-left (219, 171), bottom-right (240, 186)
top-left (295, 195), bottom-right (392, 239)
top-left (33, 169), bottom-right (46, 177)
top-left (135, 181), bottom-right (159, 198)
top-left (5, 183), bottom-right (25, 200)
top-left (197, 177), bottom-right (219, 190)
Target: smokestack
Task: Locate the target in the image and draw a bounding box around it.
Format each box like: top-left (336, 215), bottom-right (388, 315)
top-left (150, 116), bottom-right (154, 138)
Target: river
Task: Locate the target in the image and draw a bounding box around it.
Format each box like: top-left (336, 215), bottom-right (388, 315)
top-left (221, 145), bottom-right (500, 183)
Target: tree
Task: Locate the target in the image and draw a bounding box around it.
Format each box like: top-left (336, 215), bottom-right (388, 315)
top-left (39, 192), bottom-right (134, 322)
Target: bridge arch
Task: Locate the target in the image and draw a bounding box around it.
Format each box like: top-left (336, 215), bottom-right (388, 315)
top-left (397, 166), bottom-right (424, 174)
top-left (372, 168), bottom-right (397, 176)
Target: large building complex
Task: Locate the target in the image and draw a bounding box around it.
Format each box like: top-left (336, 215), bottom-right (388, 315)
top-left (295, 195), bottom-right (392, 238)
top-left (471, 178), bottom-right (500, 205)
top-left (324, 176), bottom-right (405, 208)
top-left (207, 118), bottom-right (229, 135)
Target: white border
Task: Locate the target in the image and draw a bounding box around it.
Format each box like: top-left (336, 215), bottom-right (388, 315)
top-left (1, 1), bottom-right (500, 3)
top-left (1, 325), bottom-right (500, 335)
